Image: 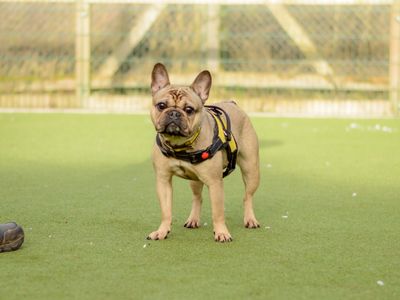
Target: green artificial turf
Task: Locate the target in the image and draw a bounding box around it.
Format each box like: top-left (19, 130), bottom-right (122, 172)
top-left (0, 113), bottom-right (399, 299)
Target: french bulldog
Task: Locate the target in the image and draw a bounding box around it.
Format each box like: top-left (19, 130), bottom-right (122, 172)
top-left (148, 63), bottom-right (260, 242)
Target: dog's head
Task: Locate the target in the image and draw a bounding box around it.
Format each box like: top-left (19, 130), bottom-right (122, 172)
top-left (150, 63), bottom-right (211, 145)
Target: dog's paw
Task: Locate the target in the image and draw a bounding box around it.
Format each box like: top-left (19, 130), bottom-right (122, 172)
top-left (213, 224), bottom-right (233, 242)
top-left (184, 218), bottom-right (200, 229)
top-left (244, 218), bottom-right (260, 229)
top-left (214, 231), bottom-right (233, 243)
top-left (146, 229), bottom-right (170, 240)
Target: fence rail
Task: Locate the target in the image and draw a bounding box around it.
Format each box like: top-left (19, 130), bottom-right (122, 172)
top-left (0, 0), bottom-right (399, 116)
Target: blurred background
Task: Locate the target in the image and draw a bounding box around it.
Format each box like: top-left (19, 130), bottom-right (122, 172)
top-left (0, 0), bottom-right (399, 117)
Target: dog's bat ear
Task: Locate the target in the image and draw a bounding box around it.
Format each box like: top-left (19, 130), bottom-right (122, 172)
top-left (151, 63), bottom-right (170, 95)
top-left (191, 70), bottom-right (212, 103)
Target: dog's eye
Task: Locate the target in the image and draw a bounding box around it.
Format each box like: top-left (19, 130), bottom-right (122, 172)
top-left (184, 107), bottom-right (195, 115)
top-left (156, 103), bottom-right (167, 111)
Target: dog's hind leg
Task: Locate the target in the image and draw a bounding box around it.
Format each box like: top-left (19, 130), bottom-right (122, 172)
top-left (238, 157), bottom-right (261, 228)
top-left (184, 180), bottom-right (204, 228)
top-left (237, 121), bottom-right (261, 228)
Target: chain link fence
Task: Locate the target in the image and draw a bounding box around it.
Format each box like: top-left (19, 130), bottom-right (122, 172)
top-left (0, 0), bottom-right (399, 116)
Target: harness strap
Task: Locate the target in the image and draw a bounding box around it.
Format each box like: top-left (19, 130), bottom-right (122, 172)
top-left (156, 105), bottom-right (238, 177)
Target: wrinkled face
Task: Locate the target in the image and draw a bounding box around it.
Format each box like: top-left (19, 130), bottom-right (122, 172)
top-left (150, 63), bottom-right (212, 144)
top-left (151, 86), bottom-right (203, 138)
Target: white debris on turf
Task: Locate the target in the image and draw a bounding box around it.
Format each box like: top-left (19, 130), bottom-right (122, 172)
top-left (346, 123), bottom-right (396, 133)
top-left (282, 215), bottom-right (288, 219)
top-left (264, 226), bottom-right (271, 230)
top-left (368, 124), bottom-right (395, 133)
top-left (48, 235), bottom-right (52, 238)
top-left (382, 126), bottom-right (393, 133)
top-left (352, 192), bottom-right (357, 197)
top-left (377, 280), bottom-right (384, 286)
top-left (266, 164), bottom-right (272, 168)
top-left (346, 123), bottom-right (362, 132)
top-left (203, 222), bottom-right (208, 226)
top-left (143, 244), bottom-right (147, 248)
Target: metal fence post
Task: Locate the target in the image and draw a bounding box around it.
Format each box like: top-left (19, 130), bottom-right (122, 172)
top-left (75, 0), bottom-right (91, 108)
top-left (390, 1), bottom-right (400, 117)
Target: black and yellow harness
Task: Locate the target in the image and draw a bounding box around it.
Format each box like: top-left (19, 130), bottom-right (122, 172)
top-left (156, 105), bottom-right (238, 177)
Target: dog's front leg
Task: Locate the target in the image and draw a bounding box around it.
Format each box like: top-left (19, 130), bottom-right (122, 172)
top-left (208, 180), bottom-right (232, 242)
top-left (147, 173), bottom-right (172, 240)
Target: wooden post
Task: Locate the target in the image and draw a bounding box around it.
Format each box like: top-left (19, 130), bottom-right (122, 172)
top-left (76, 0), bottom-right (91, 108)
top-left (390, 1), bottom-right (400, 116)
top-left (207, 4), bottom-right (220, 73)
top-left (94, 4), bottom-right (165, 83)
top-left (268, 4), bottom-right (336, 87)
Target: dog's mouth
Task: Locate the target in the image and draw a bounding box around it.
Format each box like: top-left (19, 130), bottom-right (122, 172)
top-left (163, 122), bottom-right (185, 136)
top-left (158, 121), bottom-right (189, 137)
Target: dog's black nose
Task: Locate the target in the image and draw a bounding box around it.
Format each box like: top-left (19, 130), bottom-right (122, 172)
top-left (168, 110), bottom-right (181, 120)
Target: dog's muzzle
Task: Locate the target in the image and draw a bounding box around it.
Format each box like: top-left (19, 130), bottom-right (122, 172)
top-left (163, 109), bottom-right (185, 136)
